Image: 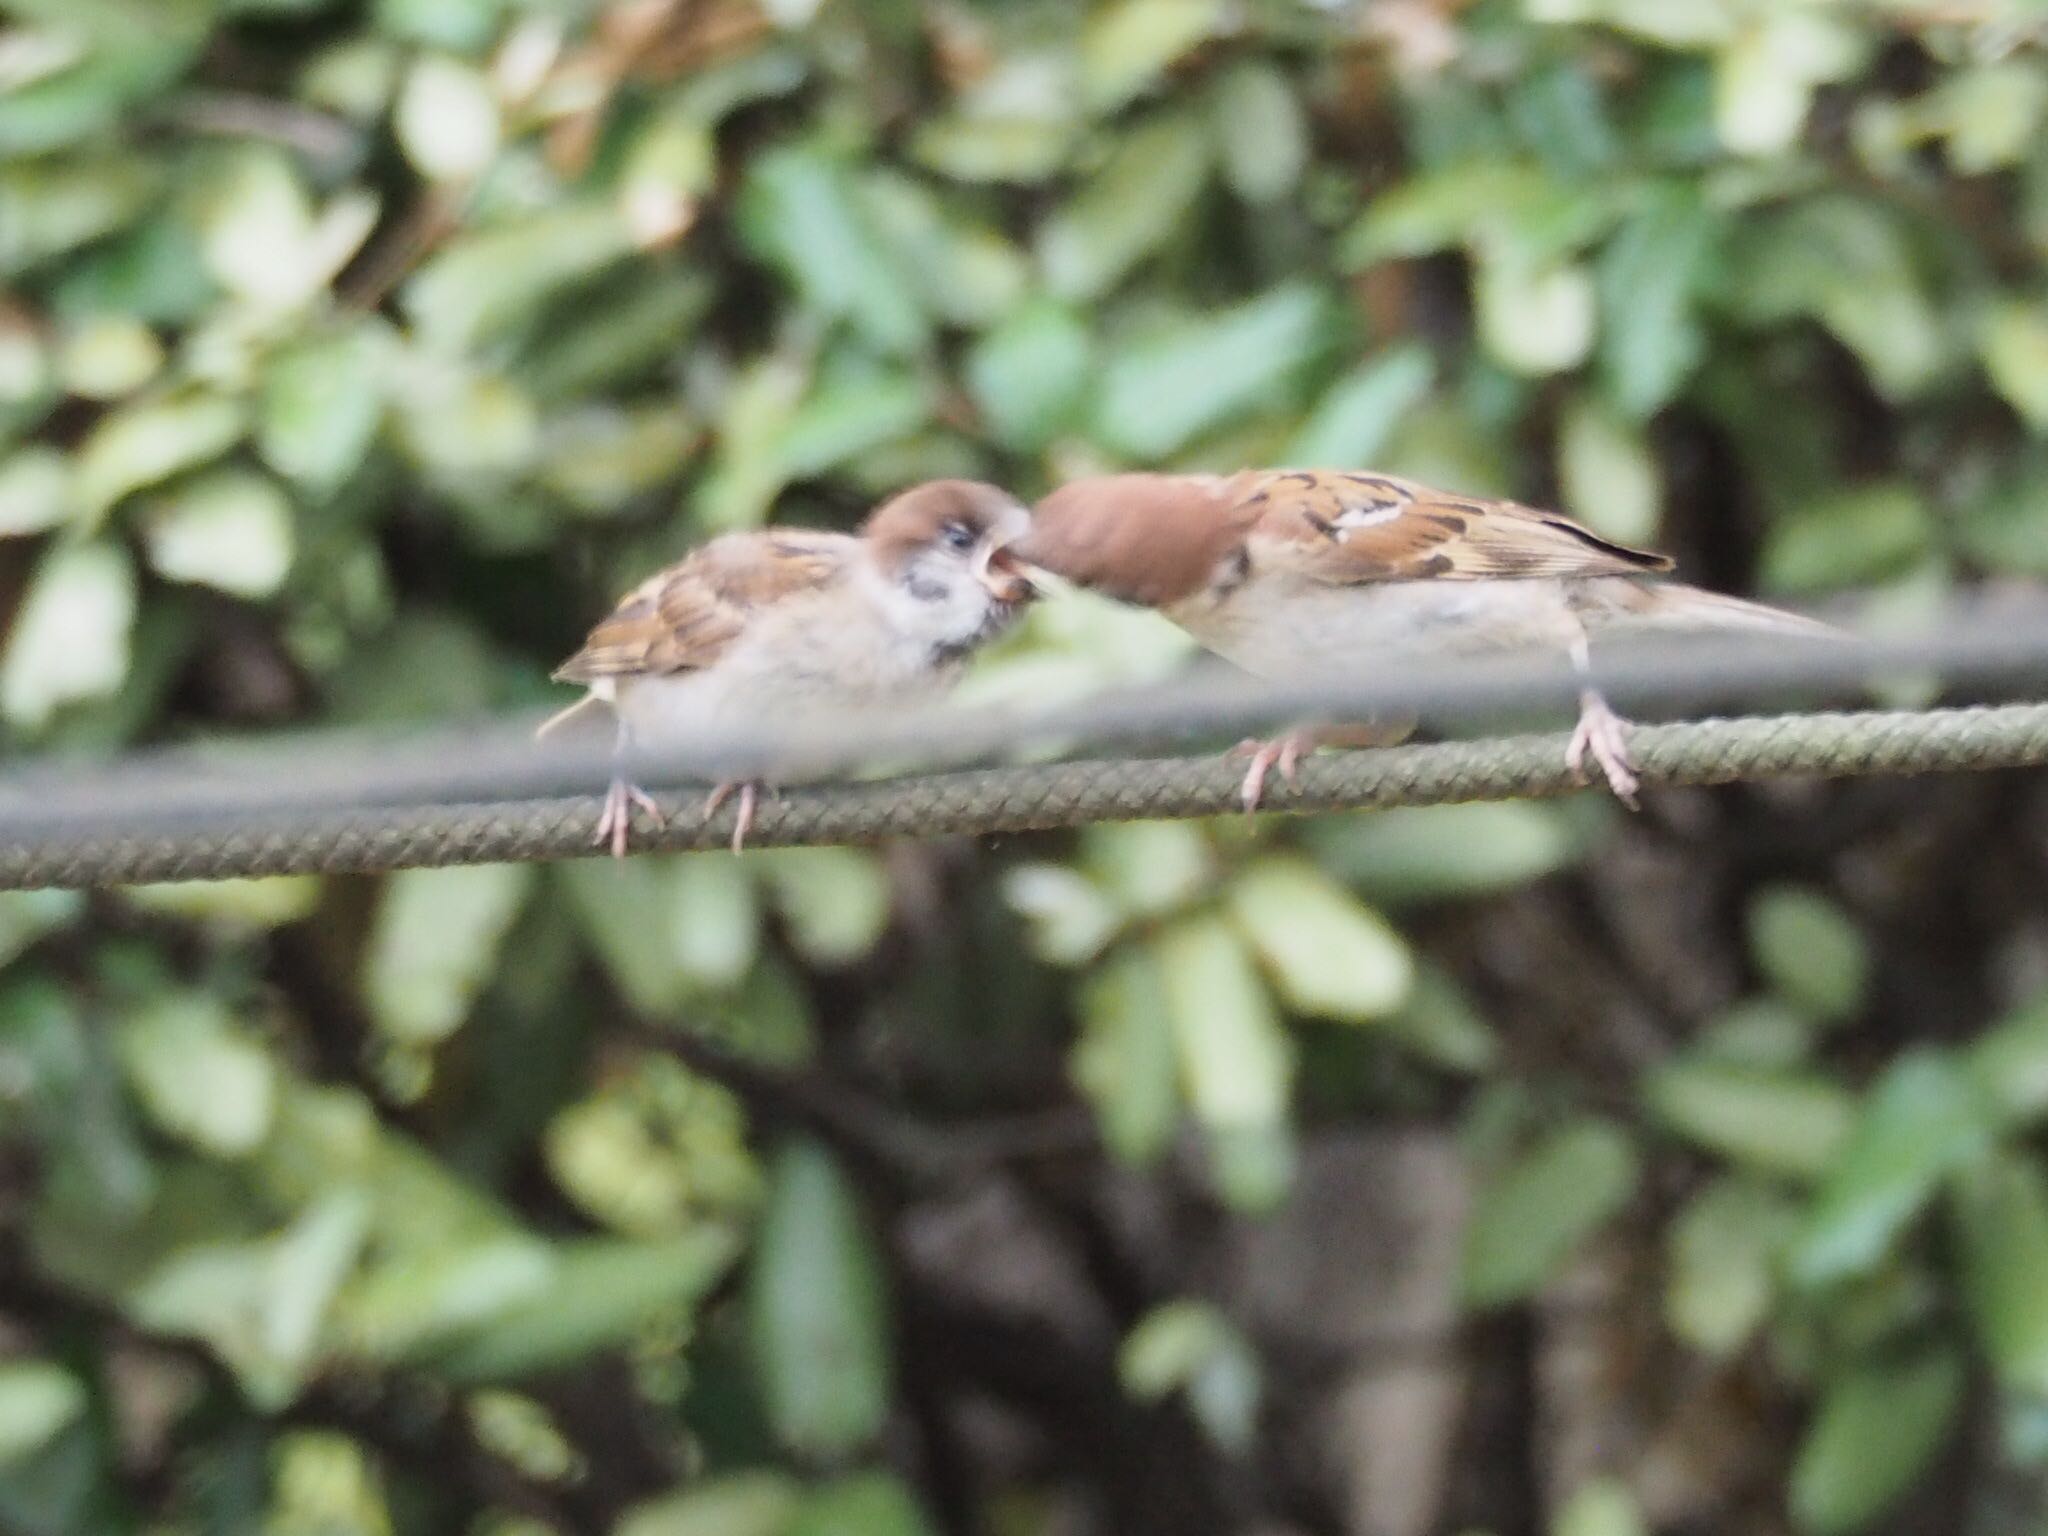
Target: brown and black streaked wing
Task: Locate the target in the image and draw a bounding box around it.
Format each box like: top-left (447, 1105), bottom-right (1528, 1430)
top-left (551, 531), bottom-right (851, 684)
top-left (1235, 469), bottom-right (1675, 584)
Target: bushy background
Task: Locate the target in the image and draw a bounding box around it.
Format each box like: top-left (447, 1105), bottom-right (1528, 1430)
top-left (5, 0), bottom-right (2048, 1532)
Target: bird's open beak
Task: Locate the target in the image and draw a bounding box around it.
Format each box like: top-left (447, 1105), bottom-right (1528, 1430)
top-left (975, 543), bottom-right (1038, 604)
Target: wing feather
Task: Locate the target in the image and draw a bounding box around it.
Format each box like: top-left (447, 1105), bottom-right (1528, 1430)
top-left (1234, 469), bottom-right (1674, 584)
top-left (552, 531), bottom-right (852, 684)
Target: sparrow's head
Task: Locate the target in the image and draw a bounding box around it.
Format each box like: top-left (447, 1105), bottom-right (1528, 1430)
top-left (861, 479), bottom-right (1038, 655)
top-left (1021, 473), bottom-right (1246, 609)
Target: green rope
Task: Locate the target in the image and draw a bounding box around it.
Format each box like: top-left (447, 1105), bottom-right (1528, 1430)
top-left (6, 703), bottom-right (2047, 891)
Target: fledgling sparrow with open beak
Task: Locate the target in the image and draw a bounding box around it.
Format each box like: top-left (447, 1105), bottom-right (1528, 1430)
top-left (545, 479), bottom-right (1036, 855)
top-left (1019, 468), bottom-right (1835, 811)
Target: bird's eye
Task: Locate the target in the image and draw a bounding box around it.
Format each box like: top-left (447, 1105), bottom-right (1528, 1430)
top-left (940, 521), bottom-right (976, 552)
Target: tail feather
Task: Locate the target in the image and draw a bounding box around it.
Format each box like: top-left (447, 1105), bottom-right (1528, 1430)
top-left (536, 692), bottom-right (606, 740)
top-left (1590, 580), bottom-right (1843, 639)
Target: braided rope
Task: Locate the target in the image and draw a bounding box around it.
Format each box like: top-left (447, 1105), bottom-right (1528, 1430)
top-left (6, 703), bottom-right (2047, 891)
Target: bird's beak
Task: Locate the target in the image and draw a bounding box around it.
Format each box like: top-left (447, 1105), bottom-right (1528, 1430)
top-left (975, 543), bottom-right (1038, 604)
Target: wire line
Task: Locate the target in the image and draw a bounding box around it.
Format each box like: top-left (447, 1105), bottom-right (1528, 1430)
top-left (7, 703), bottom-right (2047, 890)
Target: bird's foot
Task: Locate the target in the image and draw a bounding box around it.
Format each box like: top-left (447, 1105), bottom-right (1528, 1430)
top-left (595, 777), bottom-right (666, 858)
top-left (1230, 732), bottom-right (1309, 815)
top-left (703, 780), bottom-right (762, 855)
top-left (1565, 690), bottom-right (1640, 808)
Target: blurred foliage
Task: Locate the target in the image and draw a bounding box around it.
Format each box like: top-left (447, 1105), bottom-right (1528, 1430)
top-left (6, 0), bottom-right (2048, 1532)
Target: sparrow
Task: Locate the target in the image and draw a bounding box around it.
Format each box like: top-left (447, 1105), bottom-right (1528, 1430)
top-left (545, 479), bottom-right (1037, 855)
top-left (1019, 468), bottom-right (1834, 811)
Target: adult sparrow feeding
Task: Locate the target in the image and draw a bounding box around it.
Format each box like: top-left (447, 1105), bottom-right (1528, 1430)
top-left (546, 479), bottom-right (1036, 855)
top-left (1020, 468), bottom-right (1833, 810)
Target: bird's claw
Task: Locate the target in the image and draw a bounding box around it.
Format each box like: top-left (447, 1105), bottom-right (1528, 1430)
top-left (1231, 734), bottom-right (1307, 815)
top-left (703, 780), bottom-right (761, 855)
top-left (1566, 692), bottom-right (1641, 809)
top-left (595, 778), bottom-right (666, 858)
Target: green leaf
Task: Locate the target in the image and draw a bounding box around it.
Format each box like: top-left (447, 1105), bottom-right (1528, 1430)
top-left (1283, 344), bottom-right (1436, 468)
top-left (1935, 60), bottom-right (2048, 172)
top-left (1310, 803), bottom-right (1582, 904)
top-left (1073, 944), bottom-right (1181, 1164)
top-left (1695, 996), bottom-right (1820, 1069)
top-left (911, 115), bottom-right (1076, 185)
top-left (1081, 0), bottom-right (1225, 111)
top-left (1952, 1154), bottom-right (2048, 1395)
top-left (1558, 393), bottom-right (1661, 545)
top-left (668, 854), bottom-right (762, 990)
top-left (133, 1190), bottom-right (372, 1408)
top-left (756, 848), bottom-right (893, 966)
top-left (0, 448), bottom-right (71, 537)
top-left (0, 540), bottom-right (136, 730)
top-left (1647, 1059), bottom-right (1854, 1178)
top-left (620, 105), bottom-right (717, 249)
top-left (404, 205), bottom-right (636, 353)
top-left (1759, 482), bottom-right (1932, 595)
top-left (0, 33), bottom-right (199, 155)
top-left (1212, 60), bottom-right (1308, 204)
top-left (546, 1060), bottom-right (760, 1234)
top-left (1794, 1051), bottom-right (1995, 1287)
top-left (0, 1363), bottom-right (86, 1466)
top-left (258, 324), bottom-right (388, 492)
top-left (1727, 197), bottom-right (1942, 400)
top-left (1967, 992), bottom-right (2048, 1128)
top-left (790, 1474), bottom-right (937, 1536)
top-left (1747, 885), bottom-right (1870, 1024)
top-left (195, 146), bottom-right (377, 312)
top-left (56, 314), bottom-right (162, 400)
top-left (431, 1232), bottom-right (741, 1382)
top-left (140, 469), bottom-right (296, 599)
top-left (394, 54), bottom-right (499, 181)
top-left (119, 875), bottom-right (321, 933)
top-left (1791, 1345), bottom-right (1962, 1534)
top-left (334, 1230), bottom-right (554, 1365)
top-left (0, 890), bottom-right (82, 969)
top-left (1476, 251), bottom-right (1596, 376)
top-left (1715, 10), bottom-right (1866, 158)
top-left (1981, 299), bottom-right (2048, 431)
top-left (861, 172), bottom-right (1028, 329)
top-left (1039, 111), bottom-right (1210, 301)
top-left (774, 361), bottom-right (934, 479)
top-left (371, 0), bottom-right (511, 50)
top-left (559, 859), bottom-right (691, 1015)
top-left (1378, 963), bottom-right (1499, 1075)
top-left (1118, 1300), bottom-right (1262, 1457)
top-left (737, 143), bottom-right (927, 354)
top-left (363, 864), bottom-right (535, 1048)
top-left (1081, 822), bottom-right (1214, 919)
top-left (966, 298), bottom-right (1095, 451)
top-left (618, 1473), bottom-right (803, 1536)
top-left (1598, 189), bottom-right (1716, 416)
top-left (1342, 160), bottom-right (1553, 266)
top-left (539, 405), bottom-right (701, 515)
top-left (1553, 1478), bottom-right (1645, 1536)
top-left (71, 391), bottom-right (244, 528)
top-left (1957, 453), bottom-right (2048, 576)
top-left (1665, 1176), bottom-right (1796, 1355)
top-left (1205, 1122), bottom-right (1295, 1212)
top-left (1154, 915), bottom-right (1293, 1131)
top-left (1004, 864), bottom-right (1123, 967)
top-left (0, 151), bottom-right (155, 274)
top-left (1225, 856), bottom-right (1413, 1022)
top-left (264, 1431), bottom-right (392, 1536)
top-left (1462, 1118), bottom-right (1639, 1307)
top-left (523, 271), bottom-right (712, 402)
top-left (119, 992), bottom-right (277, 1157)
top-left (749, 1139), bottom-right (891, 1458)
top-left (1096, 284), bottom-right (1334, 458)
